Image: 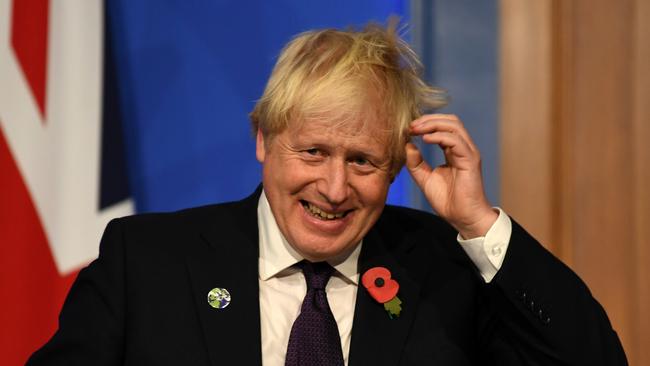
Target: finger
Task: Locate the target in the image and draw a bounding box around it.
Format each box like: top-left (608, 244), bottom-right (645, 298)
top-left (410, 117), bottom-right (468, 138)
top-left (410, 113), bottom-right (460, 126)
top-left (404, 142), bottom-right (432, 188)
top-left (411, 114), bottom-right (464, 131)
top-left (420, 132), bottom-right (478, 170)
top-left (410, 115), bottom-right (476, 151)
top-left (420, 131), bottom-right (473, 157)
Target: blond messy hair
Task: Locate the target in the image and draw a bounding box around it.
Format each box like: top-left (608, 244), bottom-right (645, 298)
top-left (249, 19), bottom-right (446, 178)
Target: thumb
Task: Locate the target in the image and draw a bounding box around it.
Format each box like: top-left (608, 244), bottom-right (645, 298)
top-left (405, 142), bottom-right (431, 188)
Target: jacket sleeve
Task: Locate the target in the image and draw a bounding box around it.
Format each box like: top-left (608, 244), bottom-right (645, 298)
top-left (479, 219), bottom-right (628, 365)
top-left (26, 219), bottom-right (127, 366)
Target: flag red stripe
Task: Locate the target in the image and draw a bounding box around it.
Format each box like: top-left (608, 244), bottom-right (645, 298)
top-left (0, 127), bottom-right (77, 365)
top-left (10, 0), bottom-right (50, 119)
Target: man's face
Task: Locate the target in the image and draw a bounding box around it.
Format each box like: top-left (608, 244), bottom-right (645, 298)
top-left (257, 116), bottom-right (392, 262)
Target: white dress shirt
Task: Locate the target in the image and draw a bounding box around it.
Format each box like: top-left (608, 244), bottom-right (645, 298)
top-left (257, 192), bottom-right (511, 366)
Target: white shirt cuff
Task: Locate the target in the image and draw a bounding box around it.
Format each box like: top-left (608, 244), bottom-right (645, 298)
top-left (457, 208), bottom-right (512, 283)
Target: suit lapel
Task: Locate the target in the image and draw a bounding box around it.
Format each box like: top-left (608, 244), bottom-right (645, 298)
top-left (348, 226), bottom-right (421, 366)
top-left (185, 190), bottom-right (262, 366)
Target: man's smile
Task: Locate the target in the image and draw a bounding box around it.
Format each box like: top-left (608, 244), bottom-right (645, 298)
top-left (300, 200), bottom-right (352, 220)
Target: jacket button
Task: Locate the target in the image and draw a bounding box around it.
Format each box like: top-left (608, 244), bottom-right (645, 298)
top-left (519, 290), bottom-right (527, 301)
top-left (528, 300), bottom-right (535, 311)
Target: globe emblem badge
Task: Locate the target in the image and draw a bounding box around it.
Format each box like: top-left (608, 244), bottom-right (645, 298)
top-left (207, 287), bottom-right (231, 309)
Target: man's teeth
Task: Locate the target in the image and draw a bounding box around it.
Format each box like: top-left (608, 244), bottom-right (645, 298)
top-left (304, 202), bottom-right (345, 220)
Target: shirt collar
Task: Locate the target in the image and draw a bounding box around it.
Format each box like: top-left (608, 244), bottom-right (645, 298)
top-left (257, 190), bottom-right (361, 284)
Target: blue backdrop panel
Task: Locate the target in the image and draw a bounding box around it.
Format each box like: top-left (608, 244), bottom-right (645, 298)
top-left (430, 0), bottom-right (499, 205)
top-left (106, 1), bottom-right (409, 213)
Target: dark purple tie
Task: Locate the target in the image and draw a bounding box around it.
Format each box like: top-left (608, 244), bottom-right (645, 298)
top-left (285, 261), bottom-right (345, 366)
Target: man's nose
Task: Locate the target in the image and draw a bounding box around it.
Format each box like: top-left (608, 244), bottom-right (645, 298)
top-left (318, 160), bottom-right (349, 205)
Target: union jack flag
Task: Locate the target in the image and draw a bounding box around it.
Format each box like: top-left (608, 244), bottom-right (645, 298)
top-left (0, 1), bottom-right (132, 363)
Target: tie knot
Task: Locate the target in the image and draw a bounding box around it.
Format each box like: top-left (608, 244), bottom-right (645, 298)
top-left (298, 261), bottom-right (334, 290)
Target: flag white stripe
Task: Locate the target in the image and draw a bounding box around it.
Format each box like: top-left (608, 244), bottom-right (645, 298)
top-left (0, 0), bottom-right (133, 275)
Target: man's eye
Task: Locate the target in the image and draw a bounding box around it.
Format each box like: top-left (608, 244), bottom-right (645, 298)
top-left (305, 148), bottom-right (319, 155)
top-left (352, 157), bottom-right (369, 166)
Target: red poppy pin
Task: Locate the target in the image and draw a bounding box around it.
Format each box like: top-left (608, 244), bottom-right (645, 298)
top-left (361, 267), bottom-right (402, 319)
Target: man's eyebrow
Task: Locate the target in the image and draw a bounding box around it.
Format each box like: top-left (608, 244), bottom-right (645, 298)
top-left (346, 146), bottom-right (388, 162)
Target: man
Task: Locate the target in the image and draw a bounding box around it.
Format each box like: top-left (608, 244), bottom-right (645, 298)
top-left (29, 22), bottom-right (626, 365)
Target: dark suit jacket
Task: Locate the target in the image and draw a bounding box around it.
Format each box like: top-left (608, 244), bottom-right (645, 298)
top-left (28, 189), bottom-right (627, 365)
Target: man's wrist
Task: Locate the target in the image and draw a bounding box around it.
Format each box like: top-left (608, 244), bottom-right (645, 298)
top-left (457, 208), bottom-right (499, 240)
top-left (457, 208), bottom-right (512, 282)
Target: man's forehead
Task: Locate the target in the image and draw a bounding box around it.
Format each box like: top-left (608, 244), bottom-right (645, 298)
top-left (288, 115), bottom-right (390, 143)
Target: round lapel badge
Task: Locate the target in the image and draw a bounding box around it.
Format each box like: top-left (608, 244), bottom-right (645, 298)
top-left (207, 287), bottom-right (231, 309)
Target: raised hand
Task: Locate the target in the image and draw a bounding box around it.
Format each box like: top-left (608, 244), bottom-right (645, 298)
top-left (405, 114), bottom-right (497, 239)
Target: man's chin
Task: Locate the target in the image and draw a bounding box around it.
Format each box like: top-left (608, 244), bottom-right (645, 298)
top-left (291, 239), bottom-right (358, 262)
top-left (294, 246), bottom-right (338, 262)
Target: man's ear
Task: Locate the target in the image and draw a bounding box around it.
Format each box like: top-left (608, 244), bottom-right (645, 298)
top-left (255, 129), bottom-right (266, 163)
